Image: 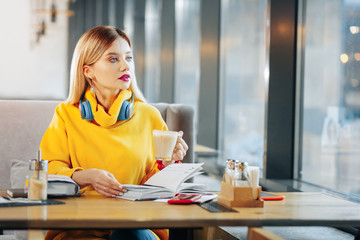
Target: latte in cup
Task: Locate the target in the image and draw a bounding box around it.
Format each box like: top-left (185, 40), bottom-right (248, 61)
top-left (153, 130), bottom-right (179, 161)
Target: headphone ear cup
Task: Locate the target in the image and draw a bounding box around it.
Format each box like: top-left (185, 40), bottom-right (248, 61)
top-left (119, 100), bottom-right (133, 121)
top-left (128, 102), bottom-right (133, 119)
top-left (79, 102), bottom-right (86, 119)
top-left (81, 100), bottom-right (94, 121)
top-left (119, 100), bottom-right (129, 121)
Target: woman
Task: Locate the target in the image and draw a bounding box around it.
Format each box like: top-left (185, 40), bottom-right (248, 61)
top-left (40, 26), bottom-right (188, 240)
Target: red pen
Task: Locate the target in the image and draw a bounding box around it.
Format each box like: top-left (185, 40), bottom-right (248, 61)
top-left (167, 193), bottom-right (202, 204)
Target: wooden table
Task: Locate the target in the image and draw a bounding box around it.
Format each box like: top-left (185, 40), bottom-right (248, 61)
top-left (1, 192), bottom-right (360, 231)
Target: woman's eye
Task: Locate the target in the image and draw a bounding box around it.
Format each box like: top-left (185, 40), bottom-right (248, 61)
top-left (109, 57), bottom-right (118, 63)
top-left (126, 56), bottom-right (133, 62)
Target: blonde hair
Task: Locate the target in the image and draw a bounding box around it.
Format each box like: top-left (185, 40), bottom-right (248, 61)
top-left (66, 26), bottom-right (146, 104)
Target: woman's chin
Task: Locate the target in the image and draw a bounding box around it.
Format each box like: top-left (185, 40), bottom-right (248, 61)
top-left (117, 82), bottom-right (131, 90)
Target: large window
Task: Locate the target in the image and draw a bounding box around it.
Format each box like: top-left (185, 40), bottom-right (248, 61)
top-left (219, 0), bottom-right (269, 170)
top-left (174, 0), bottom-right (201, 119)
top-left (300, 0), bottom-right (360, 198)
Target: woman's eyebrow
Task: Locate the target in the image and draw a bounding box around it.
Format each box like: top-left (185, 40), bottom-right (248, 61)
top-left (105, 51), bottom-right (132, 56)
top-left (105, 52), bottom-right (119, 56)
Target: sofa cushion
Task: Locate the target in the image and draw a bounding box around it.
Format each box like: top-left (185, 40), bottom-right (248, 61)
top-left (166, 104), bottom-right (195, 164)
top-left (10, 159), bottom-right (29, 189)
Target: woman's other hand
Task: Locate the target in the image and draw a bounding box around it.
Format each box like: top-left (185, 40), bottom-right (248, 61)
top-left (72, 169), bottom-right (127, 197)
top-left (172, 131), bottom-right (188, 161)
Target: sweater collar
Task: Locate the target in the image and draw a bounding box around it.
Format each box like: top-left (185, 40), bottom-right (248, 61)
top-left (85, 88), bottom-right (132, 127)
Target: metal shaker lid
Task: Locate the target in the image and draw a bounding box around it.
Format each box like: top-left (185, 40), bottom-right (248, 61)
top-left (29, 159), bottom-right (48, 171)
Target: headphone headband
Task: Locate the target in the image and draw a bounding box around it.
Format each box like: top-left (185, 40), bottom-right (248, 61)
top-left (79, 92), bottom-right (133, 122)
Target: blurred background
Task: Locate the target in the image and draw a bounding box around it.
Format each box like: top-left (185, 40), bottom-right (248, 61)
top-left (1, 0), bottom-right (360, 201)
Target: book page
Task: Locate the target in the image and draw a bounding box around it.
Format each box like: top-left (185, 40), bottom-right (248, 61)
top-left (120, 185), bottom-right (173, 201)
top-left (144, 163), bottom-right (204, 193)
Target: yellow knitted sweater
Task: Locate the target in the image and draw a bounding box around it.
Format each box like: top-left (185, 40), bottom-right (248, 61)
top-left (40, 88), bottom-right (168, 240)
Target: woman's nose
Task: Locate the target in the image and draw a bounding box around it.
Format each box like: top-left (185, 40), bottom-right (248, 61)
top-left (119, 59), bottom-right (130, 71)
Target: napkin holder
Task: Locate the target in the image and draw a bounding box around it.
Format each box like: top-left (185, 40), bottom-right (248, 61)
top-left (217, 181), bottom-right (264, 208)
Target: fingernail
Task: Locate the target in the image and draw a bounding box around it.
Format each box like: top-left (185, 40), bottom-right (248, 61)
top-left (118, 185), bottom-right (123, 189)
top-left (112, 195), bottom-right (117, 198)
top-left (122, 188), bottom-right (128, 193)
top-left (118, 192), bottom-right (123, 196)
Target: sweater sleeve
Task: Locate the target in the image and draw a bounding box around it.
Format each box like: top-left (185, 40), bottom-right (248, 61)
top-left (40, 104), bottom-right (83, 177)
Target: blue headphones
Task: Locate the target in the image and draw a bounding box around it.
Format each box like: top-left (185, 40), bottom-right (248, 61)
top-left (79, 92), bottom-right (134, 121)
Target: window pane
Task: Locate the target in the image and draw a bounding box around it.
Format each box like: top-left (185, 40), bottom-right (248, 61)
top-left (144, 0), bottom-right (161, 102)
top-left (301, 0), bottom-right (360, 197)
top-left (219, 0), bottom-right (269, 170)
top-left (174, 0), bottom-right (200, 119)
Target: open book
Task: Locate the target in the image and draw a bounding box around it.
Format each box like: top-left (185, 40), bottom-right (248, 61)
top-left (118, 163), bottom-right (207, 201)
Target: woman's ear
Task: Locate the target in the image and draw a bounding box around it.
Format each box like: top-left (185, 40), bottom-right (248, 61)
top-left (83, 65), bottom-right (92, 79)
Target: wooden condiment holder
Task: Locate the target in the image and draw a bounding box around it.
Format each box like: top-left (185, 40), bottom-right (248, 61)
top-left (217, 181), bottom-right (264, 208)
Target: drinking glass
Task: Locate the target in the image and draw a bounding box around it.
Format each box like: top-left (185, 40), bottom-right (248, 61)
top-left (153, 130), bottom-right (179, 161)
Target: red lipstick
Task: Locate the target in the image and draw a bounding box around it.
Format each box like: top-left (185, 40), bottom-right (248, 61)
top-left (119, 74), bottom-right (130, 82)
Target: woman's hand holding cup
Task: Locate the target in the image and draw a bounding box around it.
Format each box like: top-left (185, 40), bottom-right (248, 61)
top-left (171, 131), bottom-right (188, 162)
top-left (153, 130), bottom-right (188, 170)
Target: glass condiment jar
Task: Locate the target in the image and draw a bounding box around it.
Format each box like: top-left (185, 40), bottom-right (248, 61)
top-left (28, 151), bottom-right (48, 200)
top-left (232, 161), bottom-right (249, 187)
top-left (224, 159), bottom-right (235, 184)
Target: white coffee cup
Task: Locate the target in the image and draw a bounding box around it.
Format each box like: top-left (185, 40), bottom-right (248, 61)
top-left (153, 130), bottom-right (179, 161)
